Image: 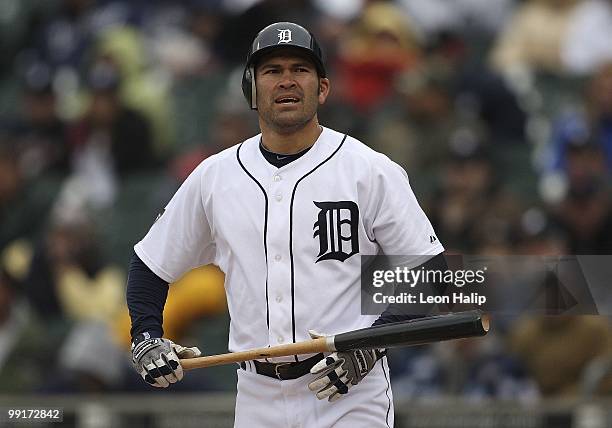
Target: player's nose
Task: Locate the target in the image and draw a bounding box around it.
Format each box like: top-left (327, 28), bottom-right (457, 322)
top-left (277, 70), bottom-right (297, 89)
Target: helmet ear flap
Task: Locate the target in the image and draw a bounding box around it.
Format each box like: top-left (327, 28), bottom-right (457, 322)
top-left (249, 66), bottom-right (257, 110)
top-left (241, 66), bottom-right (258, 110)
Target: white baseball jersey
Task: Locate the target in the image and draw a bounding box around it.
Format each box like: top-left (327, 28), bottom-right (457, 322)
top-left (135, 126), bottom-right (444, 361)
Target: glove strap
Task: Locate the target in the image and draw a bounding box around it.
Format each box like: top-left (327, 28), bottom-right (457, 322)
top-left (131, 331), bottom-right (162, 348)
top-left (374, 349), bottom-right (387, 361)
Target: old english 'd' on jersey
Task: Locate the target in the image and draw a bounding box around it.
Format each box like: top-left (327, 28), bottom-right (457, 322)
top-left (135, 126), bottom-right (444, 361)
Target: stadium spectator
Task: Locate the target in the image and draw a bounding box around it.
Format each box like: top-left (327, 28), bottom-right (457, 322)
top-left (29, 0), bottom-right (96, 70)
top-left (550, 171), bottom-right (612, 254)
top-left (546, 63), bottom-right (612, 177)
top-left (515, 207), bottom-right (568, 255)
top-left (0, 145), bottom-right (26, 250)
top-left (561, 0), bottom-right (612, 75)
top-left (334, 2), bottom-right (421, 114)
top-left (94, 26), bottom-right (176, 154)
top-left (48, 321), bottom-right (125, 393)
top-left (12, 62), bottom-right (71, 179)
top-left (389, 334), bottom-right (539, 401)
top-left (428, 138), bottom-right (523, 252)
top-left (0, 142), bottom-right (61, 251)
top-left (67, 60), bottom-right (155, 175)
top-left (0, 246), bottom-right (61, 393)
top-left (23, 208), bottom-right (124, 323)
top-left (388, 346), bottom-right (447, 400)
top-left (366, 60), bottom-right (458, 173)
top-left (147, 2), bottom-right (223, 79)
top-left (398, 0), bottom-right (515, 42)
top-left (510, 316), bottom-right (612, 396)
top-left (444, 335), bottom-right (540, 402)
top-left (490, 0), bottom-right (584, 74)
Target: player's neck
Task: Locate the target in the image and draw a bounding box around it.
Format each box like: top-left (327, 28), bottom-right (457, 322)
top-left (259, 118), bottom-right (323, 154)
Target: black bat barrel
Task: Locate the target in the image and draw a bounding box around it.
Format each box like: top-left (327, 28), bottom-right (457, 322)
top-left (333, 310), bottom-right (489, 351)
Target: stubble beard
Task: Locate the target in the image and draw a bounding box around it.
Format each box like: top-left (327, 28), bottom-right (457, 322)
top-left (258, 98), bottom-right (318, 135)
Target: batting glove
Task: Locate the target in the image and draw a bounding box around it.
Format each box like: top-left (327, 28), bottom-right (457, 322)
top-left (307, 330), bottom-right (385, 402)
top-left (131, 333), bottom-right (201, 388)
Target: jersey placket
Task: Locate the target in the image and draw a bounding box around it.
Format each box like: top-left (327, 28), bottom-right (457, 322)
top-left (266, 169), bottom-right (294, 353)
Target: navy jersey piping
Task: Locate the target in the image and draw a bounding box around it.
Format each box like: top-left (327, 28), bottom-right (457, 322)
top-left (236, 143), bottom-right (270, 336)
top-left (382, 358), bottom-right (392, 427)
top-left (289, 134), bottom-right (347, 361)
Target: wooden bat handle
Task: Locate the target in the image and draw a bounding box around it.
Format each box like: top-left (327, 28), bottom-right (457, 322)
top-left (180, 337), bottom-right (330, 371)
top-left (180, 311), bottom-right (490, 371)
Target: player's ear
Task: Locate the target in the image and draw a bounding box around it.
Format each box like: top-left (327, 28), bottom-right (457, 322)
top-left (318, 78), bottom-right (330, 105)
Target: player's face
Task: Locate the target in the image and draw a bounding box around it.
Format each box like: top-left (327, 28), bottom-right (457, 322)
top-left (255, 50), bottom-right (330, 133)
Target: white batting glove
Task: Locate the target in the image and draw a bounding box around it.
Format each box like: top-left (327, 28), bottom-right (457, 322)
top-left (307, 330), bottom-right (384, 402)
top-left (131, 333), bottom-right (201, 388)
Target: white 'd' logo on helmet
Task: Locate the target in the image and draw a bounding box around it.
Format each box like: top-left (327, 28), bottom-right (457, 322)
top-left (277, 29), bottom-right (292, 44)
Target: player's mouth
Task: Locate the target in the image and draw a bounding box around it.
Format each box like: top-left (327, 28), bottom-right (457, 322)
top-left (274, 95), bottom-right (301, 104)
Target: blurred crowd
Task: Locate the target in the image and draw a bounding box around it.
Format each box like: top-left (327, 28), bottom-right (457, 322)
top-left (0, 0), bottom-right (611, 400)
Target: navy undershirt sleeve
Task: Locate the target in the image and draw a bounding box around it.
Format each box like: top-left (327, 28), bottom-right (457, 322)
top-left (372, 252), bottom-right (448, 326)
top-left (126, 251), bottom-right (168, 340)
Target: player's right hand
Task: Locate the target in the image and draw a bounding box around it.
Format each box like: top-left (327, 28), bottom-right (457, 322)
top-left (131, 333), bottom-right (201, 388)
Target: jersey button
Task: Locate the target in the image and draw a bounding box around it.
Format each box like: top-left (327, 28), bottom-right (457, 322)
top-left (277, 336), bottom-right (284, 343)
top-left (275, 294), bottom-right (282, 302)
top-left (273, 175), bottom-right (281, 182)
top-left (274, 254), bottom-right (281, 261)
top-left (275, 193), bottom-right (282, 201)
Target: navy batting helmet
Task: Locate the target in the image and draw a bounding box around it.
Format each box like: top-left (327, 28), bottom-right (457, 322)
top-left (242, 22), bottom-right (326, 109)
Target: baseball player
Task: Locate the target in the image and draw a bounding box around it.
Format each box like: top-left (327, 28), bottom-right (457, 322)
top-left (127, 22), bottom-right (444, 427)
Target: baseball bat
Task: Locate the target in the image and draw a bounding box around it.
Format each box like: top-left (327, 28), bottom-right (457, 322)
top-left (180, 310), bottom-right (489, 371)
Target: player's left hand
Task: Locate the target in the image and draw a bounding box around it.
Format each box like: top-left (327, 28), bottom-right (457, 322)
top-left (307, 330), bottom-right (384, 402)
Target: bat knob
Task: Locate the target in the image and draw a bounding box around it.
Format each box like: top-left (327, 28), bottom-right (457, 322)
top-left (481, 313), bottom-right (491, 333)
